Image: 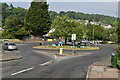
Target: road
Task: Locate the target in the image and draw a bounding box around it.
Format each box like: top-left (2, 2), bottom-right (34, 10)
top-left (1, 43), bottom-right (116, 79)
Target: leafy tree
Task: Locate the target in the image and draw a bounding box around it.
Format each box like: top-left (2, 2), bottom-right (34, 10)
top-left (2, 15), bottom-right (29, 39)
top-left (59, 11), bottom-right (66, 17)
top-left (51, 11), bottom-right (118, 27)
top-left (118, 18), bottom-right (120, 44)
top-left (1, 3), bottom-right (28, 28)
top-left (4, 15), bottom-right (20, 29)
top-left (107, 27), bottom-right (118, 43)
top-left (10, 7), bottom-right (28, 21)
top-left (51, 16), bottom-right (85, 44)
top-left (0, 3), bottom-right (2, 27)
top-left (26, 1), bottom-right (51, 36)
top-left (2, 3), bottom-right (9, 27)
top-left (10, 3), bottom-right (14, 8)
top-left (86, 24), bottom-right (106, 40)
top-left (49, 11), bottom-right (58, 21)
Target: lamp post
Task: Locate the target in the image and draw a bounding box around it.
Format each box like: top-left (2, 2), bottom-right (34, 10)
top-left (92, 21), bottom-right (95, 47)
top-left (115, 12), bottom-right (118, 44)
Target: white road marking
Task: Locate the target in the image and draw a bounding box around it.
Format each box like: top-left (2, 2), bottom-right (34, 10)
top-left (54, 55), bottom-right (57, 59)
top-left (40, 60), bottom-right (53, 66)
top-left (11, 67), bottom-right (34, 76)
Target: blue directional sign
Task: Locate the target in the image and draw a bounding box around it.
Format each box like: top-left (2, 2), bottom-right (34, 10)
top-left (52, 44), bottom-right (56, 47)
top-left (59, 41), bottom-right (63, 44)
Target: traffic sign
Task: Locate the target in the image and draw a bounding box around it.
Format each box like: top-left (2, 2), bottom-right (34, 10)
top-left (71, 34), bottom-right (76, 40)
top-left (59, 41), bottom-right (63, 44)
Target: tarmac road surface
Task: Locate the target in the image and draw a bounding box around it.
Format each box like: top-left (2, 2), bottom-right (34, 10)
top-left (2, 43), bottom-right (116, 79)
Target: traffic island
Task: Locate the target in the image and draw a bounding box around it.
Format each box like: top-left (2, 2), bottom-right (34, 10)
top-left (33, 45), bottom-right (100, 59)
top-left (33, 49), bottom-right (93, 62)
top-left (33, 45), bottom-right (100, 50)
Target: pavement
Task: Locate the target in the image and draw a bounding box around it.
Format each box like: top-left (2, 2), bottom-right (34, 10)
top-left (0, 51), bottom-right (23, 62)
top-left (86, 58), bottom-right (120, 79)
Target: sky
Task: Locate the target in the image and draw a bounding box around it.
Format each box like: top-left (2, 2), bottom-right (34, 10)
top-left (0, 0), bottom-right (119, 2)
top-left (2, 0), bottom-right (119, 17)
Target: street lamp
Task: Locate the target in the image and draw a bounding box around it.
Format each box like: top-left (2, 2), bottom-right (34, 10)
top-left (115, 12), bottom-right (118, 44)
top-left (92, 20), bottom-right (95, 47)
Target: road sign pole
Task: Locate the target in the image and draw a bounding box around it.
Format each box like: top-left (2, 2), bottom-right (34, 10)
top-left (71, 34), bottom-right (76, 54)
top-left (72, 40), bottom-right (75, 54)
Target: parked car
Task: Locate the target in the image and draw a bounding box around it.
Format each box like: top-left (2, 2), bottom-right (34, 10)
top-left (3, 43), bottom-right (17, 50)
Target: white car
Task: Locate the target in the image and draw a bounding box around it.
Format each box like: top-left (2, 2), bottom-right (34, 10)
top-left (3, 43), bottom-right (17, 50)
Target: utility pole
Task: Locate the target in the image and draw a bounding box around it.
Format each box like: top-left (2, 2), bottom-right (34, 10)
top-left (115, 12), bottom-right (118, 44)
top-left (93, 22), bottom-right (95, 47)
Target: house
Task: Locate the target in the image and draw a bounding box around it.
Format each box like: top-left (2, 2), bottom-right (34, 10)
top-left (45, 29), bottom-right (55, 36)
top-left (101, 24), bottom-right (112, 29)
top-left (0, 27), bottom-right (3, 31)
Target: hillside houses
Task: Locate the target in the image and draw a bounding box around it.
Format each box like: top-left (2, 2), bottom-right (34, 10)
top-left (100, 24), bottom-right (112, 29)
top-left (89, 21), bottom-right (112, 29)
top-left (0, 27), bottom-right (3, 31)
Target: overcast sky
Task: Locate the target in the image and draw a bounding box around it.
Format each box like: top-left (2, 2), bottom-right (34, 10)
top-left (2, 0), bottom-right (119, 17)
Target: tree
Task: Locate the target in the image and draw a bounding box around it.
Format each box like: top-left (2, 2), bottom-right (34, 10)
top-left (86, 24), bottom-right (106, 40)
top-left (25, 0), bottom-right (51, 36)
top-left (4, 15), bottom-right (20, 29)
top-left (51, 16), bottom-right (85, 44)
top-left (0, 3), bottom-right (2, 27)
top-left (59, 11), bottom-right (66, 17)
top-left (10, 7), bottom-right (27, 21)
top-left (107, 27), bottom-right (118, 43)
top-left (10, 3), bottom-right (14, 8)
top-left (2, 3), bottom-right (9, 27)
top-left (49, 11), bottom-right (58, 21)
top-left (2, 15), bottom-right (29, 39)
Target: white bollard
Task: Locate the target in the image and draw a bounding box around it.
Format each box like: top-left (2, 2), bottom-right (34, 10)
top-left (59, 48), bottom-right (63, 55)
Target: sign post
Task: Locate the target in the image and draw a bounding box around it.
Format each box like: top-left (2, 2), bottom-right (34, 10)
top-left (71, 34), bottom-right (76, 53)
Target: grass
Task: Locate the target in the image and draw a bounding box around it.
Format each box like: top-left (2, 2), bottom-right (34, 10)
top-left (33, 45), bottom-right (100, 50)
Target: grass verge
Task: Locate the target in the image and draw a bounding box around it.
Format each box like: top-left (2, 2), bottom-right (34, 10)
top-left (33, 46), bottom-right (100, 50)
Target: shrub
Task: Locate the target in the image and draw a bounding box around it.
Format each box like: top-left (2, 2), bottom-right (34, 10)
top-left (116, 46), bottom-right (120, 60)
top-left (101, 41), bottom-right (108, 44)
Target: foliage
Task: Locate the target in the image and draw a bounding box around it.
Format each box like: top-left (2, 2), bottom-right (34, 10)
top-left (1, 3), bottom-right (27, 27)
top-left (51, 16), bottom-right (85, 44)
top-left (116, 46), bottom-right (120, 60)
top-left (49, 11), bottom-right (58, 21)
top-left (86, 24), bottom-right (107, 40)
top-left (1, 3), bottom-right (9, 27)
top-left (1, 2), bottom-right (119, 41)
top-left (101, 41), bottom-right (108, 44)
top-left (10, 7), bottom-right (28, 21)
top-left (118, 19), bottom-right (120, 44)
top-left (50, 11), bottom-right (118, 27)
top-left (25, 1), bottom-right (51, 36)
top-left (107, 27), bottom-right (118, 42)
top-left (2, 15), bottom-right (29, 39)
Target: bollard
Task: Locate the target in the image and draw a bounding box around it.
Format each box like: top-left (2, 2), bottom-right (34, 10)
top-left (59, 48), bottom-right (63, 55)
top-left (111, 53), bottom-right (117, 68)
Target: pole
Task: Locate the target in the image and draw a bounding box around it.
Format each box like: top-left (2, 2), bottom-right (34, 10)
top-left (115, 12), bottom-right (117, 44)
top-left (93, 25), bottom-right (94, 47)
top-left (72, 40), bottom-right (75, 53)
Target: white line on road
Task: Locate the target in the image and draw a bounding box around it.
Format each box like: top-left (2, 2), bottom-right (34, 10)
top-left (11, 67), bottom-right (34, 76)
top-left (40, 60), bottom-right (53, 66)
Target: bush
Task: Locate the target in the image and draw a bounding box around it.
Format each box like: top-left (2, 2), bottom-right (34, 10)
top-left (101, 41), bottom-right (108, 44)
top-left (116, 46), bottom-right (120, 60)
